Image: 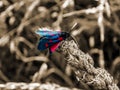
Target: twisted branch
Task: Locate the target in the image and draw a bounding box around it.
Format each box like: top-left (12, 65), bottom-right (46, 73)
top-left (57, 37), bottom-right (119, 90)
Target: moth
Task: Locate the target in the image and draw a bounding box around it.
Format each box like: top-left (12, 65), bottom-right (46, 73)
top-left (35, 28), bottom-right (70, 53)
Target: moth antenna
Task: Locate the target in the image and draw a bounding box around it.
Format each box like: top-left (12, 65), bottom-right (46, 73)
top-left (70, 34), bottom-right (79, 47)
top-left (70, 23), bottom-right (78, 32)
top-left (67, 23), bottom-right (79, 47)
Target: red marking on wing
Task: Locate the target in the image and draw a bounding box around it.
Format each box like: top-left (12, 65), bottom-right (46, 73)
top-left (58, 37), bottom-right (63, 41)
top-left (50, 43), bottom-right (60, 53)
top-left (45, 43), bottom-right (48, 47)
top-left (49, 39), bottom-right (52, 42)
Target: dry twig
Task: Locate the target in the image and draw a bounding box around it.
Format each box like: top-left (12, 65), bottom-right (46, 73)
top-left (0, 82), bottom-right (80, 90)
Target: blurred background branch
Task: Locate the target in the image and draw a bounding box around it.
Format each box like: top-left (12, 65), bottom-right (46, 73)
top-left (0, 0), bottom-right (120, 89)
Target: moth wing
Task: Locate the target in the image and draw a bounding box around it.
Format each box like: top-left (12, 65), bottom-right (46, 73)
top-left (37, 37), bottom-right (49, 50)
top-left (35, 28), bottom-right (60, 37)
top-left (37, 36), bottom-right (60, 51)
top-left (49, 43), bottom-right (60, 53)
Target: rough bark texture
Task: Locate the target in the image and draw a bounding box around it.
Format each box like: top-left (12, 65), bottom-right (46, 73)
top-left (57, 37), bottom-right (119, 90)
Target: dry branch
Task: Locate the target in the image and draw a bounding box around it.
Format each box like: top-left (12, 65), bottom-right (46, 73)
top-left (17, 0), bottom-right (41, 34)
top-left (0, 1), bottom-right (24, 19)
top-left (0, 82), bottom-right (80, 90)
top-left (57, 37), bottom-right (119, 90)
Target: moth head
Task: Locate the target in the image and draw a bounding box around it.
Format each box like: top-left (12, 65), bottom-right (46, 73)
top-left (60, 32), bottom-right (70, 39)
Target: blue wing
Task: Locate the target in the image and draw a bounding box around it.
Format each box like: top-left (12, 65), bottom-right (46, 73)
top-left (35, 28), bottom-right (61, 37)
top-left (36, 28), bottom-right (70, 53)
top-left (37, 34), bottom-right (62, 51)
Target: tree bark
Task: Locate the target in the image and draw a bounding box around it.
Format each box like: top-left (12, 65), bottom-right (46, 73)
top-left (57, 37), bottom-right (119, 90)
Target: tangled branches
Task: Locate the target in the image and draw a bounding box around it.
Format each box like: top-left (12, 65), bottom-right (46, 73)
top-left (0, 0), bottom-right (120, 89)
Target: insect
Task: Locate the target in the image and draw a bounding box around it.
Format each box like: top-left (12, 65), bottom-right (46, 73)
top-left (35, 28), bottom-right (70, 53)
